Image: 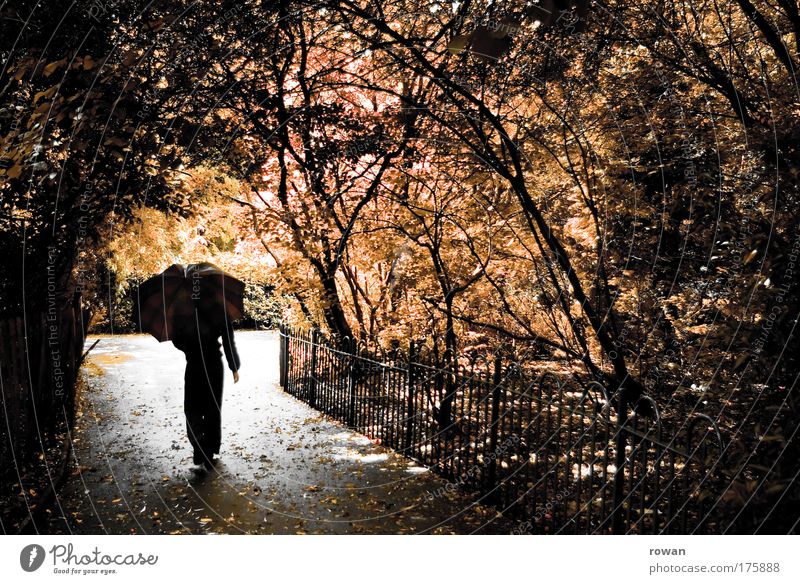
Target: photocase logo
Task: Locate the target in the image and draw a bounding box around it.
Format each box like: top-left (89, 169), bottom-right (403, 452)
top-left (20, 544), bottom-right (46, 572)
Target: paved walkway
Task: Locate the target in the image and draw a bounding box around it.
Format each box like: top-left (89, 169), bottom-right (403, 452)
top-left (44, 331), bottom-right (512, 534)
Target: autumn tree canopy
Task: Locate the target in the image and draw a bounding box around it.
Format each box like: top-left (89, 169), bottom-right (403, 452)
top-left (2, 0), bottom-right (799, 531)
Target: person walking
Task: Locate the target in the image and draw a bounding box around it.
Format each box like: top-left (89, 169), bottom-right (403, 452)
top-left (137, 262), bottom-right (245, 470)
top-left (171, 313), bottom-right (240, 469)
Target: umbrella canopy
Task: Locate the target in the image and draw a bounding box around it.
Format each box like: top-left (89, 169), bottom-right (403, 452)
top-left (137, 262), bottom-right (245, 342)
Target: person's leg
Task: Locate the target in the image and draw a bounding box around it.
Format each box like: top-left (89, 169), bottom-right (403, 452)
top-left (207, 354), bottom-right (224, 457)
top-left (183, 355), bottom-right (206, 465)
top-left (190, 343), bottom-right (224, 466)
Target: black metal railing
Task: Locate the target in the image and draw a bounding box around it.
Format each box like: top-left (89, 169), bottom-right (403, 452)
top-left (278, 325), bottom-right (725, 534)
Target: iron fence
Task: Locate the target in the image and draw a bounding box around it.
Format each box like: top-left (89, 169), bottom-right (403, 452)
top-left (279, 325), bottom-right (725, 534)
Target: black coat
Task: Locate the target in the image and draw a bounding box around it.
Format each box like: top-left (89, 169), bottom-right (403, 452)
top-left (171, 316), bottom-right (240, 372)
top-left (171, 316), bottom-right (240, 463)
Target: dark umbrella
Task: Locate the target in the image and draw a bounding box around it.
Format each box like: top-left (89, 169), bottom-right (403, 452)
top-left (136, 262), bottom-right (245, 342)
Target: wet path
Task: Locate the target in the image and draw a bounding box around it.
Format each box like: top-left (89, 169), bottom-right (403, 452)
top-left (44, 331), bottom-right (510, 534)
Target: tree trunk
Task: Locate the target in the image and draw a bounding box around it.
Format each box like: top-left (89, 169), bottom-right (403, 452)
top-left (320, 272), bottom-right (354, 341)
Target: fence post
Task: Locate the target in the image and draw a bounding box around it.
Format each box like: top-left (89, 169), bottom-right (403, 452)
top-left (486, 355), bottom-right (503, 495)
top-left (347, 344), bottom-right (357, 427)
top-left (13, 317), bottom-right (26, 459)
top-left (612, 392), bottom-right (629, 534)
top-left (405, 340), bottom-right (417, 454)
top-left (279, 324), bottom-right (290, 389)
top-left (308, 328), bottom-right (319, 408)
top-left (284, 328), bottom-right (291, 389)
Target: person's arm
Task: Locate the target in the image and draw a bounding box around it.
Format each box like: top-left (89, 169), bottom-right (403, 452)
top-left (222, 320), bottom-right (241, 379)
